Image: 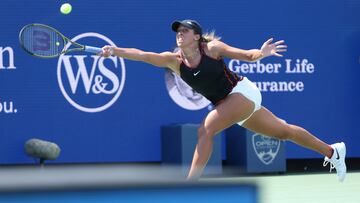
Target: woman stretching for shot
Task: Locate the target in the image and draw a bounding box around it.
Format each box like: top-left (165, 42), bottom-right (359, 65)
top-left (100, 19), bottom-right (346, 182)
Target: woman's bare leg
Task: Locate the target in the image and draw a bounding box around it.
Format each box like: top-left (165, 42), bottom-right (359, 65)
top-left (187, 93), bottom-right (255, 180)
top-left (242, 106), bottom-right (333, 158)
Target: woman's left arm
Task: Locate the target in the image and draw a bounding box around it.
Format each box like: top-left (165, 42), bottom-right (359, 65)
top-left (213, 38), bottom-right (287, 62)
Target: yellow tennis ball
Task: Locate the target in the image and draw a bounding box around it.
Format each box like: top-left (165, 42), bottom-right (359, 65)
top-left (60, 3), bottom-right (72, 15)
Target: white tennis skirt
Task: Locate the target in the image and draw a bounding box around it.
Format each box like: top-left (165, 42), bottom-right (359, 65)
top-left (229, 77), bottom-right (262, 126)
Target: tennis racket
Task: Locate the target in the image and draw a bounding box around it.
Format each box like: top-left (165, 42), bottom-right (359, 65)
top-left (19, 23), bottom-right (102, 58)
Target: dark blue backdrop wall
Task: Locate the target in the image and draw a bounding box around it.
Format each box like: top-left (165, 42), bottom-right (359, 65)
top-left (1, 0), bottom-right (359, 164)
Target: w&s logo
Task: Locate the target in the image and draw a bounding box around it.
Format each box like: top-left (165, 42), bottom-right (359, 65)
top-left (57, 33), bottom-right (126, 112)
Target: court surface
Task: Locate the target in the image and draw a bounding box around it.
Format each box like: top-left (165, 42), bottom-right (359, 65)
top-left (0, 165), bottom-right (358, 203)
top-left (203, 172), bottom-right (360, 203)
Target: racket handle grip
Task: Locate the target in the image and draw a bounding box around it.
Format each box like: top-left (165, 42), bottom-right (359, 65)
top-left (84, 46), bottom-right (102, 54)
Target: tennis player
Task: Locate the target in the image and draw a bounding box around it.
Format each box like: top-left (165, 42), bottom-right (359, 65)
top-left (100, 20), bottom-right (346, 182)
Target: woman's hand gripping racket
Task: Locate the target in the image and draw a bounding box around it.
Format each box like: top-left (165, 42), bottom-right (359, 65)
top-left (19, 23), bottom-right (102, 58)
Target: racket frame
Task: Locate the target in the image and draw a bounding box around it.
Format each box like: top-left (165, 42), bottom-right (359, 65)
top-left (19, 23), bottom-right (98, 58)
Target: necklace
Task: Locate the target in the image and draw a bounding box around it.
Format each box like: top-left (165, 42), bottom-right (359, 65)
top-left (181, 48), bottom-right (200, 60)
top-left (180, 49), bottom-right (202, 69)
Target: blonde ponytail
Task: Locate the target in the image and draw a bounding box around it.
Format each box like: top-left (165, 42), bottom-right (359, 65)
top-left (201, 31), bottom-right (221, 42)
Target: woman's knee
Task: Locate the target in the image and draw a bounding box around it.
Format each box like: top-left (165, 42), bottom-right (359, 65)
top-left (198, 125), bottom-right (215, 140)
top-left (273, 124), bottom-right (293, 140)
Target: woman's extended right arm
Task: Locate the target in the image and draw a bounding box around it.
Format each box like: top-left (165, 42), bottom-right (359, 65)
top-left (101, 45), bottom-right (178, 70)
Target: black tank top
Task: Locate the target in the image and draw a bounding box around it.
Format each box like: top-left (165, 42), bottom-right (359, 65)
top-left (180, 53), bottom-right (242, 105)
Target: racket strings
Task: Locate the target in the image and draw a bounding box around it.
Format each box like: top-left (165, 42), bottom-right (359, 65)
top-left (21, 25), bottom-right (64, 57)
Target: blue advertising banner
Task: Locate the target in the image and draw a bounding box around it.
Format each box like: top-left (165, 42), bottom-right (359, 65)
top-left (0, 0), bottom-right (359, 164)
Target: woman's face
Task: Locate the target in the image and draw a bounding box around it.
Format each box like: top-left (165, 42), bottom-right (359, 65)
top-left (176, 25), bottom-right (198, 47)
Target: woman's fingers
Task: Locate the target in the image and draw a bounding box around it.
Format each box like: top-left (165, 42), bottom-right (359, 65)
top-left (276, 45), bottom-right (287, 49)
top-left (273, 52), bottom-right (283, 57)
top-left (100, 45), bottom-right (113, 57)
top-left (264, 38), bottom-right (274, 45)
top-left (274, 40), bottom-right (285, 45)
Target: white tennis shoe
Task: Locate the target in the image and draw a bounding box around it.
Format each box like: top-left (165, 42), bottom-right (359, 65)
top-left (323, 142), bottom-right (347, 182)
